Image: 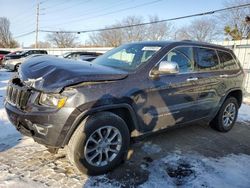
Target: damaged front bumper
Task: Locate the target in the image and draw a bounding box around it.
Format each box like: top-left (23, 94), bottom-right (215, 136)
top-left (5, 101), bottom-right (75, 148)
top-left (4, 77), bottom-right (78, 148)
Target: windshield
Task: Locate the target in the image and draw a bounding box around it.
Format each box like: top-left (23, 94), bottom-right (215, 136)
top-left (92, 43), bottom-right (162, 71)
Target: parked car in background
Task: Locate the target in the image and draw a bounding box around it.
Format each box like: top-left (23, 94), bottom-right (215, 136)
top-left (79, 55), bottom-right (99, 62)
top-left (3, 54), bottom-right (45, 71)
top-left (63, 51), bottom-right (102, 61)
top-left (0, 50), bottom-right (11, 66)
top-left (7, 50), bottom-right (23, 56)
top-left (5, 41), bottom-right (244, 175)
top-left (4, 50), bottom-right (47, 61)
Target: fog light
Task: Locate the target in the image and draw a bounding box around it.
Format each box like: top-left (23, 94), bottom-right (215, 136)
top-left (33, 124), bottom-right (52, 136)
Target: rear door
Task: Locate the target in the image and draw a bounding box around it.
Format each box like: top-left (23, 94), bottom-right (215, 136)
top-left (193, 47), bottom-right (223, 118)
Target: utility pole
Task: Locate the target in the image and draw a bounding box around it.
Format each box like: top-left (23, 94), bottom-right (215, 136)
top-left (35, 2), bottom-right (40, 48)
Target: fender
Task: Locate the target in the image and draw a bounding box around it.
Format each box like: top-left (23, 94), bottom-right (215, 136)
top-left (61, 103), bottom-right (139, 147)
top-left (210, 87), bottom-right (243, 120)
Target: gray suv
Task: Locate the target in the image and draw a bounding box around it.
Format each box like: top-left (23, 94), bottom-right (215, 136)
top-left (5, 41), bottom-right (244, 175)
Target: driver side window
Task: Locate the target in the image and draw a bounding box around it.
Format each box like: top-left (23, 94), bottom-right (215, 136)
top-left (162, 47), bottom-right (194, 73)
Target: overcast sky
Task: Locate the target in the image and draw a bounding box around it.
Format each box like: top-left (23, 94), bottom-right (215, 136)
top-left (1, 0), bottom-right (227, 47)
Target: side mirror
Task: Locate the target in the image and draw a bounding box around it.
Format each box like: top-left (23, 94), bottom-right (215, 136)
top-left (152, 61), bottom-right (179, 76)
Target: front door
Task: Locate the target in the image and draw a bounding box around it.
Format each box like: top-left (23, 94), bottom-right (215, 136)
top-left (134, 46), bottom-right (200, 133)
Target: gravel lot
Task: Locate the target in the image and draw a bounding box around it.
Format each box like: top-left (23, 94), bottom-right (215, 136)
top-left (0, 70), bottom-right (250, 188)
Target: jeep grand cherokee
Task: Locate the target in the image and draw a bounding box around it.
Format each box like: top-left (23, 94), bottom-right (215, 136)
top-left (5, 41), bottom-right (244, 175)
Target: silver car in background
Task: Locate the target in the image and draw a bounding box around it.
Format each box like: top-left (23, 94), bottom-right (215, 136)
top-left (3, 54), bottom-right (44, 71)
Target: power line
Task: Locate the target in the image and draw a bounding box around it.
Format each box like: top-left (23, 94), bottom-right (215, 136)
top-left (41, 0), bottom-right (163, 28)
top-left (42, 0), bottom-right (71, 11)
top-left (39, 3), bottom-right (250, 34)
top-left (41, 0), bottom-right (129, 22)
top-left (9, 2), bottom-right (36, 23)
top-left (11, 0), bottom-right (43, 37)
top-left (43, 0), bottom-right (89, 14)
top-left (14, 31), bottom-right (35, 38)
top-left (15, 3), bottom-right (250, 39)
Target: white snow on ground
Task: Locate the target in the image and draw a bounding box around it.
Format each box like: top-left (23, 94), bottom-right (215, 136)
top-left (0, 69), bottom-right (250, 187)
top-left (0, 70), bottom-right (21, 152)
top-left (238, 103), bottom-right (250, 123)
top-left (243, 96), bottom-right (250, 104)
top-left (142, 141), bottom-right (162, 154)
top-left (140, 152), bottom-right (250, 188)
top-left (0, 70), bottom-right (39, 188)
top-left (0, 178), bottom-right (46, 188)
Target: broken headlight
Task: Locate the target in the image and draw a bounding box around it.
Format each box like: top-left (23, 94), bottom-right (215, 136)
top-left (39, 93), bottom-right (67, 109)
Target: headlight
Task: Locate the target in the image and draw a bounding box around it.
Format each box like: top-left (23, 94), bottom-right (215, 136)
top-left (39, 93), bottom-right (67, 108)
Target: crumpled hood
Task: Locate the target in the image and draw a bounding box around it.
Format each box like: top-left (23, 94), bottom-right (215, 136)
top-left (18, 56), bottom-right (128, 93)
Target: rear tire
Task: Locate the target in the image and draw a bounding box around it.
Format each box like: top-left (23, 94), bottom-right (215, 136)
top-left (67, 112), bottom-right (130, 175)
top-left (210, 97), bottom-right (239, 132)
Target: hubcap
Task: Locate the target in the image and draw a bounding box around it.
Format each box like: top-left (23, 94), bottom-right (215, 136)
top-left (222, 103), bottom-right (236, 127)
top-left (84, 126), bottom-right (122, 167)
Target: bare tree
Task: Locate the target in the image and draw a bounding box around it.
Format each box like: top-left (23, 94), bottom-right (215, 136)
top-left (0, 17), bottom-right (19, 48)
top-left (88, 16), bottom-right (145, 47)
top-left (146, 15), bottom-right (173, 40)
top-left (29, 41), bottom-right (51, 48)
top-left (89, 25), bottom-right (123, 47)
top-left (88, 15), bottom-right (173, 47)
top-left (175, 18), bottom-right (220, 42)
top-left (46, 32), bottom-right (79, 48)
top-left (121, 16), bottom-right (146, 42)
top-left (221, 0), bottom-right (250, 40)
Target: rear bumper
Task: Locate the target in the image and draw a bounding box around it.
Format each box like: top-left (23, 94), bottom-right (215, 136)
top-left (5, 101), bottom-right (76, 148)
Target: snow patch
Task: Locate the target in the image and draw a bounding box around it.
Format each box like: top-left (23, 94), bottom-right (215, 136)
top-left (142, 142), bottom-right (162, 154)
top-left (0, 71), bottom-right (21, 151)
top-left (140, 152), bottom-right (250, 187)
top-left (0, 178), bottom-right (46, 188)
top-left (238, 104), bottom-right (250, 123)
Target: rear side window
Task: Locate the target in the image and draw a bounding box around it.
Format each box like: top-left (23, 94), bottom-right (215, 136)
top-left (194, 47), bottom-right (219, 71)
top-left (217, 50), bottom-right (238, 70)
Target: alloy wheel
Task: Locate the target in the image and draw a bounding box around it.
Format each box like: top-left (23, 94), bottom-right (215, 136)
top-left (222, 103), bottom-right (236, 127)
top-left (84, 126), bottom-right (122, 167)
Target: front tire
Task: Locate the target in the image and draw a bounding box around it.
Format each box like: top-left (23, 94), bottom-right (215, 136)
top-left (210, 97), bottom-right (239, 132)
top-left (15, 63), bottom-right (21, 71)
top-left (67, 112), bottom-right (130, 175)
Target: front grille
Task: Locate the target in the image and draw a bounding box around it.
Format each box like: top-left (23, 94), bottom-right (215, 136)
top-left (6, 78), bottom-right (31, 109)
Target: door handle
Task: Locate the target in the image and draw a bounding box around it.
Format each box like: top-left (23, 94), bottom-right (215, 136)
top-left (220, 74), bottom-right (229, 78)
top-left (186, 77), bottom-right (198, 82)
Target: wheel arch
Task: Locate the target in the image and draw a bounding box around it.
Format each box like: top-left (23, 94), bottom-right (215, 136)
top-left (210, 88), bottom-right (243, 122)
top-left (226, 89), bottom-right (243, 107)
top-left (62, 103), bottom-right (139, 147)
